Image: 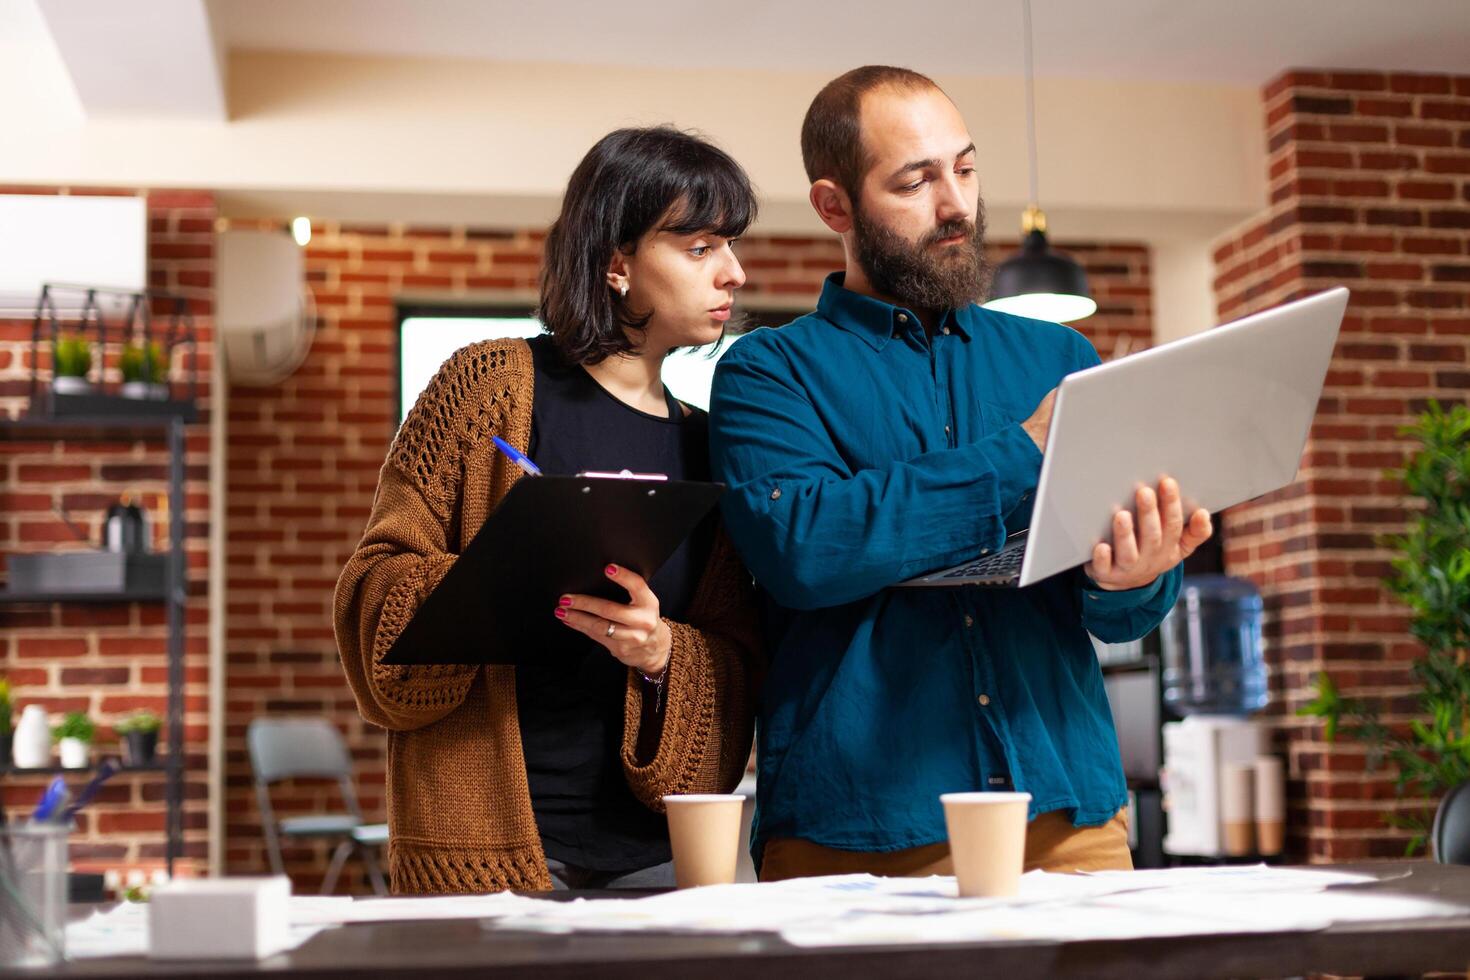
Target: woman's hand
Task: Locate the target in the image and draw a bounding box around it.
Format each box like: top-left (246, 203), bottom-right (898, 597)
top-left (554, 564), bottom-right (671, 677)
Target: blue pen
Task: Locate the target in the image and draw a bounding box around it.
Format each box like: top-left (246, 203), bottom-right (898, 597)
top-left (491, 436), bottom-right (542, 477)
top-left (31, 776), bottom-right (69, 824)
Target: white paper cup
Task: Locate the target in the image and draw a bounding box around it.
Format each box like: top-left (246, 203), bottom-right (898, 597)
top-left (941, 792), bottom-right (1031, 898)
top-left (1222, 763), bottom-right (1257, 856)
top-left (1254, 755), bottom-right (1286, 855)
top-left (662, 794), bottom-right (744, 889)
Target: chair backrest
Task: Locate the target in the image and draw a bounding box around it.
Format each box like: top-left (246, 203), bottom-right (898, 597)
top-left (247, 717), bottom-right (354, 785)
top-left (1432, 780), bottom-right (1470, 865)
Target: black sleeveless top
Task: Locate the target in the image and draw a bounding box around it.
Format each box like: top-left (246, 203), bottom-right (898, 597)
top-left (516, 334), bottom-right (713, 871)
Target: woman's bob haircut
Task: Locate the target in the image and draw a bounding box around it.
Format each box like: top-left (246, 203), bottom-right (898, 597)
top-left (539, 126), bottom-right (758, 365)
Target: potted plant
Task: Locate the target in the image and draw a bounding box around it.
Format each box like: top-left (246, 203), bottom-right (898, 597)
top-left (51, 332), bottom-right (93, 394)
top-left (1298, 400), bottom-right (1470, 855)
top-left (119, 340), bottom-right (169, 400)
top-left (116, 709), bottom-right (162, 767)
top-left (0, 676), bottom-right (13, 766)
top-left (52, 711), bottom-right (96, 769)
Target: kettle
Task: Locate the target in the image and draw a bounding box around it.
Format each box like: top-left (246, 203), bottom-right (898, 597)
top-left (104, 494), bottom-right (149, 554)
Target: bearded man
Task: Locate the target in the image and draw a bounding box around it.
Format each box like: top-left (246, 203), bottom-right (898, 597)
top-left (708, 65), bottom-right (1212, 880)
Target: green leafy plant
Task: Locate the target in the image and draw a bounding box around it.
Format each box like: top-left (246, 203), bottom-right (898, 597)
top-left (0, 676), bottom-right (13, 734)
top-left (115, 709), bottom-right (161, 735)
top-left (51, 711), bottom-right (96, 744)
top-left (1298, 400), bottom-right (1470, 854)
top-left (52, 333), bottom-right (92, 378)
top-left (120, 341), bottom-right (168, 385)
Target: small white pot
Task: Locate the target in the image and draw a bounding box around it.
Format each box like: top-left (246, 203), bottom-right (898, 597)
top-left (120, 381), bottom-right (169, 400)
top-left (12, 705), bottom-right (52, 768)
top-left (51, 376), bottom-right (93, 395)
top-left (59, 737), bottom-right (91, 769)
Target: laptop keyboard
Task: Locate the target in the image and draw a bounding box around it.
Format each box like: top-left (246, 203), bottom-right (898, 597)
top-left (941, 545), bottom-right (1025, 580)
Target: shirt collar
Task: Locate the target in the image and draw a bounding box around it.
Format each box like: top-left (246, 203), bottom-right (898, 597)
top-left (814, 273), bottom-right (971, 350)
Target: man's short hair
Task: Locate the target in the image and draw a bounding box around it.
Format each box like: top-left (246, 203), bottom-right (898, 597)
top-left (801, 66), bottom-right (942, 199)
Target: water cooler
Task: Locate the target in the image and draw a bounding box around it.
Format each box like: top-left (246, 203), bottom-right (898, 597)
top-left (1158, 575), bottom-right (1283, 859)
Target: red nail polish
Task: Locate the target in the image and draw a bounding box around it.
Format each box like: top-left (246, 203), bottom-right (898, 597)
top-left (605, 564), bottom-right (618, 576)
top-left (554, 608), bottom-right (567, 619)
top-left (558, 596), bottom-right (572, 607)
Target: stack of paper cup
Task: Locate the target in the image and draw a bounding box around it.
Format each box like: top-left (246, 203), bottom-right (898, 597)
top-left (1221, 762), bottom-right (1256, 856)
top-left (1254, 756), bottom-right (1286, 855)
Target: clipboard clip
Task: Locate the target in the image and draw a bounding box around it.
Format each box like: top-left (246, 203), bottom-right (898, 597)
top-left (577, 470), bottom-right (670, 482)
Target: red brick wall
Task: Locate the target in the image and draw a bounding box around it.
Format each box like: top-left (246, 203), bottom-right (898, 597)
top-left (1212, 70), bottom-right (1470, 861)
top-left (0, 186), bottom-right (216, 876)
top-left (222, 222), bottom-right (1152, 889)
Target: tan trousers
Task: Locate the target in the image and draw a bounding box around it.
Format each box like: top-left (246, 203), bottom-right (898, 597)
top-left (760, 808), bottom-right (1132, 881)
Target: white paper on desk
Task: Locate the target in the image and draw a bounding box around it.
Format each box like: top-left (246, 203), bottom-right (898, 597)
top-left (289, 892), bottom-right (543, 926)
top-left (484, 866), bottom-right (1466, 949)
top-left (485, 871), bottom-right (1177, 938)
top-left (64, 902), bottom-right (330, 960)
top-left (1077, 864), bottom-right (1378, 892)
top-left (1101, 887), bottom-right (1466, 930)
top-left (783, 870), bottom-right (1466, 948)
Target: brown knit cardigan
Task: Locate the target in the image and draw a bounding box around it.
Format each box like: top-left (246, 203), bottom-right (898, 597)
top-left (333, 339), bottom-right (760, 894)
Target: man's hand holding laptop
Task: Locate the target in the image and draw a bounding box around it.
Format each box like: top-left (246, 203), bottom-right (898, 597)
top-left (1084, 478), bottom-right (1213, 591)
top-left (1023, 386), bottom-right (1213, 593)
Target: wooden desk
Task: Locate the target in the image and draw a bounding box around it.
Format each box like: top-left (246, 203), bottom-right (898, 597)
top-left (47, 862), bottom-right (1470, 980)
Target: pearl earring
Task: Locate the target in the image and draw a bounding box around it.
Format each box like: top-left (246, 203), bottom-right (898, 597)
top-left (619, 282), bottom-right (628, 298)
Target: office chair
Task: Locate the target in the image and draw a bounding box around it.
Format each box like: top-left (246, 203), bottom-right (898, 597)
top-left (1431, 780), bottom-right (1470, 866)
top-left (247, 717), bottom-right (388, 895)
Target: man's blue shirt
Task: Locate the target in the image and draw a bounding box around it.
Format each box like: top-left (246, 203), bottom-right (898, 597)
top-left (708, 273), bottom-right (1180, 862)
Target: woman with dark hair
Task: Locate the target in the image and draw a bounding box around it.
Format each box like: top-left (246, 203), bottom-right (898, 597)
top-left (335, 127), bottom-right (761, 894)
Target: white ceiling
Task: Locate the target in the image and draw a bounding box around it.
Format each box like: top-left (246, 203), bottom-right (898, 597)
top-left (210, 0), bottom-right (1470, 85)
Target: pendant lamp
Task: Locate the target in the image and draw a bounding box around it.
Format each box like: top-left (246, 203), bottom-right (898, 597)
top-left (983, 0), bottom-right (1097, 324)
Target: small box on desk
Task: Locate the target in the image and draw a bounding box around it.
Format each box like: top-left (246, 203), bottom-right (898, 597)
top-left (6, 551), bottom-right (167, 596)
top-left (148, 876), bottom-right (292, 960)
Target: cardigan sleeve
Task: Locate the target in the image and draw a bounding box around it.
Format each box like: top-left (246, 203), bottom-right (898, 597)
top-left (333, 346), bottom-right (514, 731)
top-left (619, 527), bottom-right (762, 809)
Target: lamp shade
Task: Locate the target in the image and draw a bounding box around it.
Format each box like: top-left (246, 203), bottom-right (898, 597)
top-left (984, 228), bottom-right (1097, 323)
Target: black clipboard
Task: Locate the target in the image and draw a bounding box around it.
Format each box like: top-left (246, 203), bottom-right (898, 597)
top-left (381, 475), bottom-right (724, 665)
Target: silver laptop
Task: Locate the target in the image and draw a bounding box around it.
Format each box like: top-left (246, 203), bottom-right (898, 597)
top-left (897, 287), bottom-right (1349, 590)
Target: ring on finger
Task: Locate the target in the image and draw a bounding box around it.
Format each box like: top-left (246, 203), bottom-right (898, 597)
top-left (605, 622), bottom-right (617, 639)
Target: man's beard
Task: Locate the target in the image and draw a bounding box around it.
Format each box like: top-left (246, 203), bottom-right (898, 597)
top-left (851, 199), bottom-right (992, 312)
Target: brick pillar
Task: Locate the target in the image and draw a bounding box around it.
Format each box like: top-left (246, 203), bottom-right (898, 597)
top-left (1212, 70), bottom-right (1470, 861)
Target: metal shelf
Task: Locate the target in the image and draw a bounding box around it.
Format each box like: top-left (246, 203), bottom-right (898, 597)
top-left (0, 761), bottom-right (168, 776)
top-left (0, 588), bottom-right (168, 605)
top-left (0, 413), bottom-right (188, 874)
top-left (0, 413), bottom-right (193, 443)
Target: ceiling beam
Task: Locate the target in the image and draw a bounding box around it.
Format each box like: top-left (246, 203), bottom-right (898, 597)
top-left (35, 0), bottom-right (227, 120)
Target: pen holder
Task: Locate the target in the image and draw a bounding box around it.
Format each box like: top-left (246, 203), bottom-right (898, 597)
top-left (0, 823), bottom-right (69, 967)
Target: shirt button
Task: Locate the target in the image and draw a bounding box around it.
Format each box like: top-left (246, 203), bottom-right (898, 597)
top-left (770, 488), bottom-right (782, 501)
top-left (980, 548), bottom-right (990, 555)
top-left (964, 615), bottom-right (974, 628)
top-left (897, 313), bottom-right (908, 324)
top-left (944, 425), bottom-right (951, 435)
top-left (942, 327), bottom-right (951, 335)
top-left (977, 694), bottom-right (991, 707)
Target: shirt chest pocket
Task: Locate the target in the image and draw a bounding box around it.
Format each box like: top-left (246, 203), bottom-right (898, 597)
top-left (978, 399), bottom-right (1023, 439)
